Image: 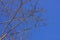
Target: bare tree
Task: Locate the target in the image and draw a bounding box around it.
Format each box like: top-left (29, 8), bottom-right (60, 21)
top-left (0, 0), bottom-right (47, 40)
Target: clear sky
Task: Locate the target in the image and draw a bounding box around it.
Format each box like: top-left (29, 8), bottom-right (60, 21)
top-left (0, 0), bottom-right (60, 40)
top-left (31, 0), bottom-right (60, 40)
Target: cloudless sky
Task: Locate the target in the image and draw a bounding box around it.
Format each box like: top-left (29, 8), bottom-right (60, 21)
top-left (0, 0), bottom-right (60, 40)
top-left (31, 0), bottom-right (60, 40)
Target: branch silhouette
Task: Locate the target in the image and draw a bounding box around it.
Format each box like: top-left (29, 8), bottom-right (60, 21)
top-left (0, 0), bottom-right (47, 40)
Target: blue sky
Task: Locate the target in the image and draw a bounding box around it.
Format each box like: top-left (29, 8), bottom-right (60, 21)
top-left (30, 0), bottom-right (60, 40)
top-left (0, 0), bottom-right (60, 40)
